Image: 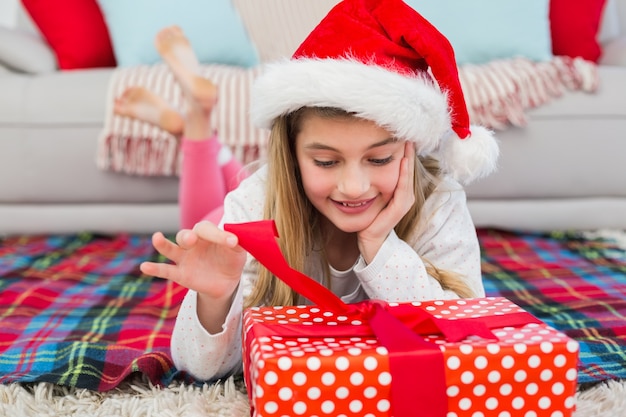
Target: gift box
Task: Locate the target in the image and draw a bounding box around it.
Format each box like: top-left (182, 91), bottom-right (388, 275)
top-left (242, 298), bottom-right (579, 417)
top-left (225, 221), bottom-right (580, 417)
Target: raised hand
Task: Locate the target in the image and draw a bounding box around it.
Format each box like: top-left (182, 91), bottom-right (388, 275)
top-left (357, 141), bottom-right (416, 263)
top-left (141, 221), bottom-right (246, 298)
top-left (141, 221), bottom-right (248, 333)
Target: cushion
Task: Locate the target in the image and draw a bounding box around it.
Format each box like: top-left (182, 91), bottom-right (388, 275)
top-left (96, 0), bottom-right (259, 68)
top-left (550, 0), bottom-right (607, 62)
top-left (0, 27), bottom-right (57, 73)
top-left (0, 0), bottom-right (18, 28)
top-left (20, 0), bottom-right (116, 70)
top-left (232, 0), bottom-right (341, 63)
top-left (405, 0), bottom-right (553, 65)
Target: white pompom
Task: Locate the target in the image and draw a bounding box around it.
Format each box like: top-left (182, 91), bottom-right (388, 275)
top-left (437, 125), bottom-right (500, 185)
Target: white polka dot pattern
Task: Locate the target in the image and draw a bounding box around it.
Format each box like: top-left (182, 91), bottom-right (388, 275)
top-left (242, 297), bottom-right (579, 417)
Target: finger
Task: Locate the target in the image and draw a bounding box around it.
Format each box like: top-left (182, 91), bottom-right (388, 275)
top-left (193, 220), bottom-right (240, 248)
top-left (405, 141), bottom-right (416, 184)
top-left (175, 229), bottom-right (198, 249)
top-left (140, 260), bottom-right (182, 283)
top-left (395, 151), bottom-right (410, 194)
top-left (152, 231), bottom-right (183, 264)
top-left (398, 142), bottom-right (416, 195)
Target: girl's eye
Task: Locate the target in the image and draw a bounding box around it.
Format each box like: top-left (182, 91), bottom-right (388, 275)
top-left (369, 156), bottom-right (393, 166)
top-left (314, 160), bottom-right (336, 168)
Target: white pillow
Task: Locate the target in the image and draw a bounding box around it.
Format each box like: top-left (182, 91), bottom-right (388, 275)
top-left (0, 0), bottom-right (19, 28)
top-left (599, 0), bottom-right (621, 44)
top-left (232, 0), bottom-right (340, 62)
top-left (0, 26), bottom-right (57, 73)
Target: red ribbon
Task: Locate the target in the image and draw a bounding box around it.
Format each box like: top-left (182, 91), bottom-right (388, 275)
top-left (225, 220), bottom-right (540, 417)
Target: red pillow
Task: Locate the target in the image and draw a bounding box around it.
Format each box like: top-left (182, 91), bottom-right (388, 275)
top-left (21, 0), bottom-right (116, 70)
top-left (550, 0), bottom-right (607, 63)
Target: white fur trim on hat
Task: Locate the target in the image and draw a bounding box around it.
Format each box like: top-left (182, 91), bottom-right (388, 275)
top-left (251, 57), bottom-right (450, 156)
top-left (437, 125), bottom-right (500, 184)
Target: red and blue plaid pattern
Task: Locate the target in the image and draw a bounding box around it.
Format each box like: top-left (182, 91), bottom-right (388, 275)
top-left (0, 233), bottom-right (189, 391)
top-left (0, 229), bottom-right (624, 391)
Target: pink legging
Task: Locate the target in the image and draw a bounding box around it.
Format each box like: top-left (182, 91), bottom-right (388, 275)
top-left (178, 136), bottom-right (247, 229)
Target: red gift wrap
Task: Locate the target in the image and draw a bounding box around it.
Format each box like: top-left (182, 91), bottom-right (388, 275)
top-left (243, 298), bottom-right (578, 417)
top-left (225, 221), bottom-right (579, 417)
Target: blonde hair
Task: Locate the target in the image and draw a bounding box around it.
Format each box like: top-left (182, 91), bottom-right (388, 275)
top-left (244, 107), bottom-right (474, 308)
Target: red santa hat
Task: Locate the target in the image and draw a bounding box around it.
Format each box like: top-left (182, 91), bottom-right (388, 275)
top-left (250, 0), bottom-right (499, 184)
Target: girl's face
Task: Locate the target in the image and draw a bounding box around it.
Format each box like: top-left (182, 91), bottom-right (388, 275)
top-left (295, 112), bottom-right (406, 234)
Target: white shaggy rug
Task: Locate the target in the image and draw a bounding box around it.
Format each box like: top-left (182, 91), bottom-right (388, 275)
top-left (1, 375), bottom-right (625, 417)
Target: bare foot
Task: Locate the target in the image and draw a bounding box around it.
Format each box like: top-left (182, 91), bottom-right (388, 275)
top-left (114, 87), bottom-right (184, 136)
top-left (155, 26), bottom-right (218, 112)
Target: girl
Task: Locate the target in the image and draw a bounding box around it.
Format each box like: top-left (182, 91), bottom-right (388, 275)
top-left (140, 0), bottom-right (499, 382)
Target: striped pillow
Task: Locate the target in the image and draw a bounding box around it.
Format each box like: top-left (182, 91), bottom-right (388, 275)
top-left (232, 0), bottom-right (341, 63)
top-left (98, 64), bottom-right (267, 176)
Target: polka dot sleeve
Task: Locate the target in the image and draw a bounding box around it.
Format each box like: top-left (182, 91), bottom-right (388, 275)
top-left (170, 286), bottom-right (244, 381)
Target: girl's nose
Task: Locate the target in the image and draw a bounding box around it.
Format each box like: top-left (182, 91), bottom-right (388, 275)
top-left (337, 164), bottom-right (369, 198)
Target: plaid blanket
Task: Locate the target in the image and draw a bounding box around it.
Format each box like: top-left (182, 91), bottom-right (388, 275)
top-left (0, 229), bottom-right (624, 391)
top-left (0, 233), bottom-right (189, 391)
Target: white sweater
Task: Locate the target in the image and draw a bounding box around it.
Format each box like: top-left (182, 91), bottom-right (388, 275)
top-left (170, 165), bottom-right (484, 381)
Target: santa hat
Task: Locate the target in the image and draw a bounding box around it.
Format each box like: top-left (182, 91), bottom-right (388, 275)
top-left (250, 0), bottom-right (499, 184)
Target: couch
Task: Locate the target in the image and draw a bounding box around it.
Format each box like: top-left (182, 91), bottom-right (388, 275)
top-left (1, 0), bottom-right (625, 236)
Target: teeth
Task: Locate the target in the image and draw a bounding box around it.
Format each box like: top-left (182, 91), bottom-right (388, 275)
top-left (342, 202), bottom-right (365, 207)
